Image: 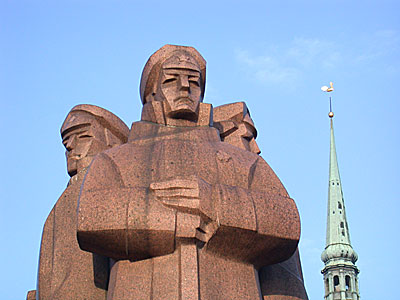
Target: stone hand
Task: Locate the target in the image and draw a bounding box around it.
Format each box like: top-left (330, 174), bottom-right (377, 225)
top-left (150, 176), bottom-right (217, 242)
top-left (149, 176), bottom-right (211, 216)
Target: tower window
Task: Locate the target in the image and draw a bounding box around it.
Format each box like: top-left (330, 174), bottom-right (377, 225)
top-left (338, 202), bottom-right (342, 209)
top-left (345, 275), bottom-right (351, 291)
top-left (334, 275), bottom-right (339, 285)
top-left (342, 230), bottom-right (345, 236)
top-left (340, 222), bottom-right (344, 228)
top-left (334, 275), bottom-right (340, 292)
top-left (325, 278), bottom-right (329, 293)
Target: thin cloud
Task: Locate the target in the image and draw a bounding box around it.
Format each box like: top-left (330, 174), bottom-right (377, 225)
top-left (288, 37), bottom-right (341, 68)
top-left (235, 37), bottom-right (340, 86)
top-left (236, 31), bottom-right (399, 87)
top-left (235, 48), bottom-right (301, 85)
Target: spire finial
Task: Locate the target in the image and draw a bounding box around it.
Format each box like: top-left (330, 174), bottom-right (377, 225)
top-left (321, 82), bottom-right (334, 118)
top-left (328, 96), bottom-right (334, 118)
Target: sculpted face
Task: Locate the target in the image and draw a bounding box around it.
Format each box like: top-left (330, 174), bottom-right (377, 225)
top-left (61, 115), bottom-right (108, 176)
top-left (156, 54), bottom-right (202, 120)
top-left (238, 113), bottom-right (261, 154)
top-left (223, 112), bottom-right (261, 155)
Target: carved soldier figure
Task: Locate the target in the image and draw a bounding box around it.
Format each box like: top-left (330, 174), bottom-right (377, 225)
top-left (213, 101), bottom-right (261, 155)
top-left (214, 102), bottom-right (308, 299)
top-left (36, 104), bottom-right (129, 300)
top-left (77, 45), bottom-right (303, 300)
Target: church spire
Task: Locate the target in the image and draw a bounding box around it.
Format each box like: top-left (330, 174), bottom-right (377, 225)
top-left (321, 95), bottom-right (360, 300)
top-left (325, 118), bottom-right (352, 247)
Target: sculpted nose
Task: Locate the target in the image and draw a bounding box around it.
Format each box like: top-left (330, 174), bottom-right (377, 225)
top-left (179, 75), bottom-right (190, 92)
top-left (249, 138), bottom-right (261, 155)
top-left (65, 135), bottom-right (76, 151)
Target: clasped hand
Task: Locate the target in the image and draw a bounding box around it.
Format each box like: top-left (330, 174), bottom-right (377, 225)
top-left (150, 176), bottom-right (217, 243)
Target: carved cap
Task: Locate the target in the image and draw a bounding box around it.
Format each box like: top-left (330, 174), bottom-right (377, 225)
top-left (61, 104), bottom-right (129, 143)
top-left (213, 102), bottom-right (257, 139)
top-left (140, 44), bottom-right (206, 105)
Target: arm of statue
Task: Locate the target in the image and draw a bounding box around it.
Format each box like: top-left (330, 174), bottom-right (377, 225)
top-left (149, 176), bottom-right (217, 243)
top-left (205, 157), bottom-right (300, 268)
top-left (259, 248), bottom-right (309, 300)
top-left (77, 152), bottom-right (176, 261)
top-left (148, 162), bottom-right (299, 268)
top-left (37, 206), bottom-right (55, 300)
top-left (206, 184), bottom-right (300, 268)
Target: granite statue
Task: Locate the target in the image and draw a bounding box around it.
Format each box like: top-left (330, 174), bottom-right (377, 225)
top-left (214, 102), bottom-right (308, 299)
top-left (213, 101), bottom-right (260, 155)
top-left (76, 45), bottom-right (306, 299)
top-left (33, 105), bottom-right (129, 300)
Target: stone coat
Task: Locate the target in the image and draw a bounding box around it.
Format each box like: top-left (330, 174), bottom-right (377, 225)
top-left (78, 121), bottom-right (301, 300)
top-left (259, 249), bottom-right (309, 299)
top-left (37, 170), bottom-right (109, 300)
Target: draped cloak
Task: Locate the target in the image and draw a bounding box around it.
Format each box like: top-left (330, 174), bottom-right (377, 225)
top-left (77, 121), bottom-right (301, 300)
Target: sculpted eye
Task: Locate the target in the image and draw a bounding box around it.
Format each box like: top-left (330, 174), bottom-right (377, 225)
top-left (79, 134), bottom-right (93, 139)
top-left (189, 78), bottom-right (200, 86)
top-left (163, 77), bottom-right (177, 84)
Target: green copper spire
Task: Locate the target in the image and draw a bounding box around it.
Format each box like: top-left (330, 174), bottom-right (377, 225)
top-left (325, 119), bottom-right (352, 247)
top-left (321, 106), bottom-right (360, 300)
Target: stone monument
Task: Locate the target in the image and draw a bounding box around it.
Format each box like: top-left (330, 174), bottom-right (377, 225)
top-left (32, 105), bottom-right (129, 300)
top-left (213, 102), bottom-right (308, 299)
top-left (74, 44), bottom-right (307, 299)
top-left (213, 101), bottom-right (260, 155)
top-left (28, 44), bottom-right (308, 300)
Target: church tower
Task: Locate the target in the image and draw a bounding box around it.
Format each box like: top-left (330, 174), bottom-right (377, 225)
top-left (321, 108), bottom-right (360, 300)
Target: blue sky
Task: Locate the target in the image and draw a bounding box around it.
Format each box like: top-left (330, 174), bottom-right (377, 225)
top-left (1, 1), bottom-right (399, 299)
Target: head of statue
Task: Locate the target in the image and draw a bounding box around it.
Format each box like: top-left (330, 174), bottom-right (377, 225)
top-left (213, 102), bottom-right (261, 155)
top-left (60, 104), bottom-right (129, 177)
top-left (140, 45), bottom-right (206, 121)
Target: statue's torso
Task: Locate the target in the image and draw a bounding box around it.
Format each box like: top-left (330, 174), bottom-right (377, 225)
top-left (37, 173), bottom-right (108, 300)
top-left (106, 121), bottom-right (259, 190)
top-left (100, 122), bottom-right (274, 300)
top-left (79, 121), bottom-right (300, 300)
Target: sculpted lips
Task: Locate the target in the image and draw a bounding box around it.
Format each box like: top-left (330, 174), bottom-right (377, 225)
top-left (175, 97), bottom-right (193, 104)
